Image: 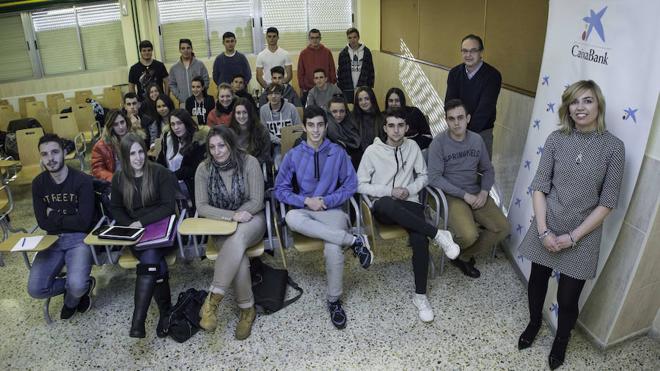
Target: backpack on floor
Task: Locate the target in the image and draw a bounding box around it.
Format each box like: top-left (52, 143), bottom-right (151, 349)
top-left (250, 257), bottom-right (303, 314)
top-left (167, 288), bottom-right (208, 343)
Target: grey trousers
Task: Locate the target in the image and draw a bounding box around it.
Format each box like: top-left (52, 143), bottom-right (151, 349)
top-left (210, 212), bottom-right (265, 309)
top-left (478, 128), bottom-right (494, 160)
top-left (285, 208), bottom-right (354, 302)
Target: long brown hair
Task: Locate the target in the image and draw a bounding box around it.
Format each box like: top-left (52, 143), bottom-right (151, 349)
top-left (118, 133), bottom-right (156, 210)
top-left (103, 109), bottom-right (135, 152)
top-left (205, 125), bottom-right (245, 173)
top-left (228, 98), bottom-right (269, 157)
top-left (168, 109), bottom-right (198, 159)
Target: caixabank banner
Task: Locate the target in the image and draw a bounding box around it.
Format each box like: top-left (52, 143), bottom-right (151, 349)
top-left (505, 0), bottom-right (660, 330)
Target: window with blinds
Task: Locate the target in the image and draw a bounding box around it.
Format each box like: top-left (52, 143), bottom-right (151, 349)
top-left (31, 1), bottom-right (125, 76)
top-left (0, 14), bottom-right (33, 82)
top-left (157, 0), bottom-right (255, 63)
top-left (261, 0), bottom-right (352, 52)
top-left (156, 0), bottom-right (352, 61)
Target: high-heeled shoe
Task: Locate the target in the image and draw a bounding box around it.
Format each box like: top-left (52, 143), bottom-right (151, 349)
top-left (517, 321), bottom-right (541, 350)
top-left (548, 336), bottom-right (570, 369)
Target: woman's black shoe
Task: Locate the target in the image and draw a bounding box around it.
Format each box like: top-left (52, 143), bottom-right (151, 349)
top-left (548, 336), bottom-right (570, 369)
top-left (517, 321), bottom-right (541, 350)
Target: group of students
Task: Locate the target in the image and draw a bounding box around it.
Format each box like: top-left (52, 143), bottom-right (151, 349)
top-left (24, 18), bottom-right (625, 369)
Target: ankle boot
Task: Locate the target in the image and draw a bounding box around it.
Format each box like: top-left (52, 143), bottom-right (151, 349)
top-left (129, 264), bottom-right (158, 338)
top-left (517, 321), bottom-right (541, 350)
top-left (548, 336), bottom-right (570, 370)
top-left (153, 274), bottom-right (172, 338)
top-left (235, 306), bottom-right (256, 340)
top-left (199, 292), bottom-right (224, 331)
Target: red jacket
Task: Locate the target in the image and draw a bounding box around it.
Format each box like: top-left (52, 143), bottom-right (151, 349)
top-left (207, 110), bottom-right (232, 127)
top-left (297, 44), bottom-right (336, 92)
top-left (91, 139), bottom-right (115, 182)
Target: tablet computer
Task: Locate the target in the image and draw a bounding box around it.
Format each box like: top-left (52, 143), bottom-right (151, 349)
top-left (98, 226), bottom-right (145, 241)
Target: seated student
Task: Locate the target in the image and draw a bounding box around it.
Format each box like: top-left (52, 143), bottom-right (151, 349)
top-left (143, 82), bottom-right (162, 120)
top-left (109, 133), bottom-right (176, 338)
top-left (353, 86), bottom-right (384, 156)
top-left (196, 126), bottom-right (264, 340)
top-left (92, 110), bottom-right (144, 182)
top-left (384, 87), bottom-right (432, 150)
top-left (427, 99), bottom-right (510, 278)
top-left (228, 97), bottom-right (271, 166)
top-left (185, 76), bottom-right (215, 126)
top-left (147, 93), bottom-right (175, 149)
top-left (305, 68), bottom-right (343, 109)
top-left (274, 105), bottom-right (372, 330)
top-left (28, 133), bottom-right (96, 320)
top-left (357, 108), bottom-right (459, 323)
top-left (230, 74), bottom-right (257, 111)
top-left (258, 66), bottom-right (302, 107)
top-left (259, 83), bottom-right (301, 165)
top-left (326, 95), bottom-right (360, 169)
top-left (156, 109), bottom-right (206, 209)
top-left (207, 83), bottom-right (234, 127)
top-left (123, 92), bottom-right (153, 141)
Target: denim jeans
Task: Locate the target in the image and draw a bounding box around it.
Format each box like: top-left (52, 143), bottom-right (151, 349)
top-left (27, 232), bottom-right (93, 308)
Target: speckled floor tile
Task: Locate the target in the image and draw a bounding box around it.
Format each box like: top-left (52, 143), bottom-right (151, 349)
top-left (1, 165), bottom-right (658, 370)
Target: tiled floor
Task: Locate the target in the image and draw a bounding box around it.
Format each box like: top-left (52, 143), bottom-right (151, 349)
top-left (1, 178), bottom-right (658, 370)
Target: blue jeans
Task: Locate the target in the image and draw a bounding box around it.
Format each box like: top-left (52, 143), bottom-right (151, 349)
top-left (27, 232), bottom-right (93, 308)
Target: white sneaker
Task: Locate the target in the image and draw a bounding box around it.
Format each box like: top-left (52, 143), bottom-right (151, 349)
top-left (412, 294), bottom-right (434, 323)
top-left (434, 230), bottom-right (460, 260)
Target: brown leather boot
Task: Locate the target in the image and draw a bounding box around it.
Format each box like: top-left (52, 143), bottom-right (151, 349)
top-left (235, 306), bottom-right (256, 340)
top-left (198, 292), bottom-right (224, 331)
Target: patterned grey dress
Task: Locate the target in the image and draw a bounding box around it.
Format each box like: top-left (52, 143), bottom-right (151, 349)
top-left (519, 129), bottom-right (625, 280)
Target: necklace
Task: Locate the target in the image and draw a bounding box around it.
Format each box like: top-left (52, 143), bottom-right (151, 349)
top-left (574, 130), bottom-right (598, 164)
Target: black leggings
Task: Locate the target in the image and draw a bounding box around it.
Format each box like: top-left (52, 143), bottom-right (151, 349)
top-left (528, 262), bottom-right (586, 338)
top-left (372, 197), bottom-right (437, 294)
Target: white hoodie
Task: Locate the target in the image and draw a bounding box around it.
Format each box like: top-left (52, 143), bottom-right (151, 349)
top-left (357, 137), bottom-right (428, 203)
top-left (347, 43), bottom-right (365, 88)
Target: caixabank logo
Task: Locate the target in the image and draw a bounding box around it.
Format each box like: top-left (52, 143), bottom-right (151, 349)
top-left (571, 6), bottom-right (609, 65)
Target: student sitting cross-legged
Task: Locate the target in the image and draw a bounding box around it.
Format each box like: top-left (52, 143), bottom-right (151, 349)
top-left (28, 134), bottom-right (96, 320)
top-left (196, 125), bottom-right (265, 340)
top-left (357, 108), bottom-right (459, 323)
top-left (427, 99), bottom-right (510, 279)
top-left (274, 105), bottom-right (372, 330)
top-left (109, 133), bottom-right (177, 338)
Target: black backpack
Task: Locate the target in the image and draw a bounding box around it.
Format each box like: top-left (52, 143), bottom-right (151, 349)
top-left (250, 257), bottom-right (303, 314)
top-left (167, 288), bottom-right (208, 343)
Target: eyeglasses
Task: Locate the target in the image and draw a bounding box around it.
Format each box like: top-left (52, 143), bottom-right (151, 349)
top-left (461, 48), bottom-right (481, 54)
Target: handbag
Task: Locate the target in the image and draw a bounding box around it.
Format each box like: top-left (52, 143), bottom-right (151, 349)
top-left (250, 257), bottom-right (303, 314)
top-left (167, 288), bottom-right (208, 343)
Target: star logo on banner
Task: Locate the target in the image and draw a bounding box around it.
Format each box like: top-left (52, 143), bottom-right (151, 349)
top-left (527, 186), bottom-right (533, 196)
top-left (582, 6), bottom-right (607, 42)
top-left (516, 224), bottom-right (523, 235)
top-left (517, 254), bottom-right (525, 263)
top-left (546, 103), bottom-right (555, 113)
top-left (524, 160), bottom-right (531, 170)
top-left (564, 84), bottom-right (570, 90)
top-left (623, 107), bottom-right (638, 123)
top-left (542, 76), bottom-right (550, 85)
top-left (537, 146), bottom-right (544, 155)
top-left (550, 303), bottom-right (559, 318)
top-left (514, 198), bottom-right (522, 208)
top-left (552, 270), bottom-right (561, 284)
top-left (533, 119), bottom-right (541, 130)
top-left (529, 215), bottom-right (535, 224)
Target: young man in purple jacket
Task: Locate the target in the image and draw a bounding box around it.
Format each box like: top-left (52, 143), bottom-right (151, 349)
top-left (274, 105), bottom-right (372, 330)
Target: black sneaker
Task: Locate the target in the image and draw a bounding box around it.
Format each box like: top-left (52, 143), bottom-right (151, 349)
top-left (351, 234), bottom-right (373, 269)
top-left (328, 300), bottom-right (347, 329)
top-left (77, 277), bottom-right (96, 313)
top-left (60, 303), bottom-right (77, 320)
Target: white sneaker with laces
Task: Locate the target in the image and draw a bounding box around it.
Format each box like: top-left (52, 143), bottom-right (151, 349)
top-left (412, 294), bottom-right (434, 323)
top-left (434, 230), bottom-right (460, 260)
